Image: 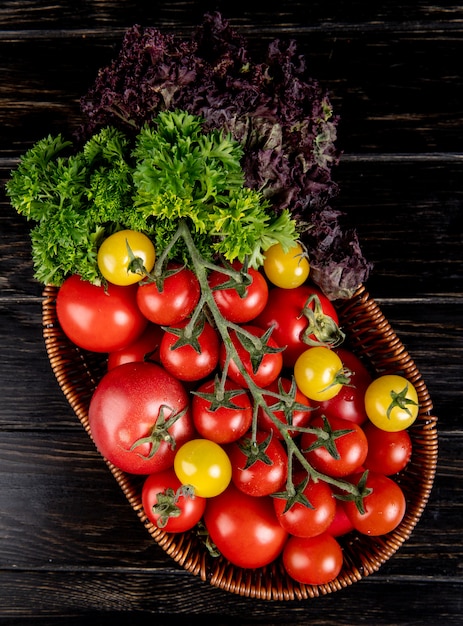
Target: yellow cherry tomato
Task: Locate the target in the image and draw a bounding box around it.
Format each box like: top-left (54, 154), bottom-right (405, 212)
top-left (294, 346), bottom-right (348, 401)
top-left (97, 229), bottom-right (155, 286)
top-left (365, 374), bottom-right (419, 432)
top-left (263, 242), bottom-right (310, 289)
top-left (174, 439), bottom-right (232, 498)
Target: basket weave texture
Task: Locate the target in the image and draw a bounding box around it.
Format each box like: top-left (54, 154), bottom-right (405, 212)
top-left (42, 283), bottom-right (438, 600)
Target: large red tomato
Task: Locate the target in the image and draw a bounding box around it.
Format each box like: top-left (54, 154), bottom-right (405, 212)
top-left (88, 361), bottom-right (194, 474)
top-left (56, 274), bottom-right (148, 352)
top-left (203, 482), bottom-right (288, 569)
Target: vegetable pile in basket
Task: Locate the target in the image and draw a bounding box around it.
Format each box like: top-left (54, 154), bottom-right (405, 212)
top-left (6, 13), bottom-right (420, 586)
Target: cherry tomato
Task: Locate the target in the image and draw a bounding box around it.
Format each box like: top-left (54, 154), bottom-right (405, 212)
top-left (227, 430), bottom-right (288, 497)
top-left (174, 439), bottom-right (232, 498)
top-left (257, 377), bottom-right (313, 439)
top-left (160, 319), bottom-right (220, 382)
top-left (141, 468), bottom-right (206, 533)
top-left (363, 421), bottom-right (412, 475)
top-left (294, 346), bottom-right (349, 402)
top-left (136, 263), bottom-right (200, 326)
top-left (313, 348), bottom-right (373, 425)
top-left (273, 476), bottom-right (336, 538)
top-left (254, 285), bottom-right (343, 367)
top-left (326, 499), bottom-right (355, 537)
top-left (344, 471), bottom-right (406, 536)
top-left (301, 415), bottom-right (368, 478)
top-left (365, 374), bottom-right (419, 431)
top-left (107, 323), bottom-right (164, 370)
top-left (208, 260), bottom-right (268, 323)
top-left (88, 362), bottom-right (194, 474)
top-left (220, 324), bottom-right (283, 388)
top-left (97, 229), bottom-right (155, 286)
top-left (56, 275), bottom-right (148, 353)
top-left (203, 482), bottom-right (288, 569)
top-left (282, 533), bottom-right (343, 585)
top-left (263, 241), bottom-right (310, 289)
top-left (192, 378), bottom-right (253, 444)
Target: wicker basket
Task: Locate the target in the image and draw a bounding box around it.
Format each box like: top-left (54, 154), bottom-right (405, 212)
top-left (42, 283), bottom-right (438, 600)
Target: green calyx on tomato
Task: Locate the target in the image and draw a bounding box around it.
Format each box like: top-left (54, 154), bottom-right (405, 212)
top-left (130, 404), bottom-right (189, 459)
top-left (386, 383), bottom-right (419, 420)
top-left (301, 294), bottom-right (345, 348)
top-left (301, 415), bottom-right (355, 461)
top-left (152, 483), bottom-right (196, 528)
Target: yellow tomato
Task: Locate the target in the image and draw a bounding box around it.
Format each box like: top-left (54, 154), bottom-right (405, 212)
top-left (97, 229), bottom-right (155, 285)
top-left (294, 346), bottom-right (348, 401)
top-left (365, 374), bottom-right (419, 432)
top-left (174, 439), bottom-right (232, 498)
top-left (263, 242), bottom-right (310, 289)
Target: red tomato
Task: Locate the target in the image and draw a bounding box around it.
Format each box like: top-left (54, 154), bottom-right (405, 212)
top-left (203, 482), bottom-right (288, 569)
top-left (301, 415), bottom-right (368, 478)
top-left (282, 533), bottom-right (343, 585)
top-left (273, 477), bottom-right (336, 538)
top-left (313, 348), bottom-right (373, 425)
top-left (88, 362), bottom-right (194, 474)
top-left (56, 275), bottom-right (148, 353)
top-left (107, 323), bottom-right (164, 370)
top-left (326, 499), bottom-right (355, 537)
top-left (344, 471), bottom-right (406, 536)
top-left (192, 378), bottom-right (253, 444)
top-left (136, 263), bottom-right (200, 326)
top-left (257, 377), bottom-right (313, 439)
top-left (227, 430), bottom-right (288, 497)
top-left (254, 285), bottom-right (343, 367)
top-left (363, 422), bottom-right (412, 475)
top-left (141, 468), bottom-right (206, 533)
top-left (208, 260), bottom-right (268, 323)
top-left (160, 319), bottom-right (220, 382)
top-left (220, 324), bottom-right (283, 388)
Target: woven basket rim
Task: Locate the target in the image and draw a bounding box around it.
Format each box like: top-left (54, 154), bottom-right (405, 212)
top-left (42, 283), bottom-right (438, 601)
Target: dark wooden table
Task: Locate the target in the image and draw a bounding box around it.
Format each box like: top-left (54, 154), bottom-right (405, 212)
top-left (1, 2), bottom-right (462, 624)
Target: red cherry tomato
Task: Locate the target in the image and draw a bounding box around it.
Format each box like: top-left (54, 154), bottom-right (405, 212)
top-left (220, 324), bottom-right (283, 388)
top-left (203, 482), bottom-right (288, 569)
top-left (363, 422), bottom-right (412, 475)
top-left (136, 263), bottom-right (200, 326)
top-left (301, 415), bottom-right (368, 478)
top-left (282, 533), bottom-right (343, 585)
top-left (326, 499), bottom-right (355, 537)
top-left (141, 468), bottom-right (206, 533)
top-left (192, 378), bottom-right (253, 444)
top-left (56, 275), bottom-right (148, 353)
top-left (257, 377), bottom-right (313, 439)
top-left (227, 430), bottom-right (288, 497)
top-left (160, 319), bottom-right (220, 382)
top-left (107, 323), bottom-right (164, 370)
top-left (208, 260), bottom-right (268, 323)
top-left (273, 477), bottom-right (336, 538)
top-left (88, 362), bottom-right (194, 474)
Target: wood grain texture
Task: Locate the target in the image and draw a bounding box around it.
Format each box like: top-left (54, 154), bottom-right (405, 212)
top-left (0, 1), bottom-right (462, 622)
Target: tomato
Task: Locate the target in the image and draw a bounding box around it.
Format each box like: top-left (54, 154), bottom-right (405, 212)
top-left (294, 346), bottom-right (350, 402)
top-left (257, 377), bottom-right (313, 439)
top-left (344, 471), bottom-right (406, 536)
top-left (88, 361), bottom-right (194, 474)
top-left (136, 263), bottom-right (200, 326)
top-left (282, 533), bottom-right (343, 585)
top-left (313, 348), bottom-right (372, 425)
top-left (220, 325), bottom-right (283, 388)
top-left (141, 468), bottom-right (206, 533)
top-left (203, 482), bottom-right (288, 569)
top-left (107, 323), bottom-right (164, 370)
top-left (365, 374), bottom-right (419, 431)
top-left (227, 430), bottom-right (288, 497)
top-left (174, 439), bottom-right (232, 498)
top-left (192, 378), bottom-right (253, 444)
top-left (254, 285), bottom-right (343, 367)
top-left (56, 275), bottom-right (148, 353)
top-left (97, 229), bottom-right (155, 286)
top-left (363, 422), bottom-right (412, 475)
top-left (301, 415), bottom-right (368, 478)
top-left (326, 499), bottom-right (355, 537)
top-left (160, 318), bottom-right (220, 382)
top-left (208, 260), bottom-right (268, 323)
top-left (263, 241), bottom-right (310, 289)
top-left (273, 476), bottom-right (336, 537)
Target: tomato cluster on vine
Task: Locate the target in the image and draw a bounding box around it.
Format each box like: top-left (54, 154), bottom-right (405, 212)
top-left (55, 232), bottom-right (418, 587)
